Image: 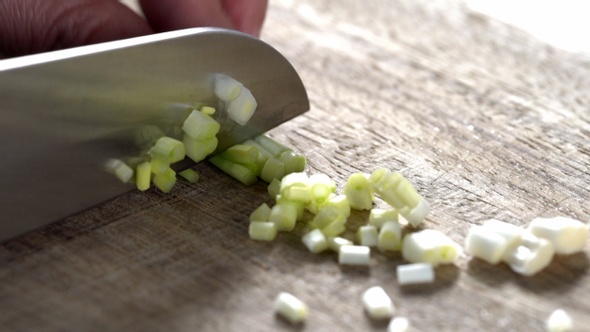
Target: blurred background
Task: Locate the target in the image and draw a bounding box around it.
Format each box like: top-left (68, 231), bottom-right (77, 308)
top-left (121, 0), bottom-right (590, 57)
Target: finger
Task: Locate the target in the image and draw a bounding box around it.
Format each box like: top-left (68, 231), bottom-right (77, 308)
top-left (0, 0), bottom-right (152, 58)
top-left (139, 0), bottom-right (234, 33)
top-left (221, 0), bottom-right (268, 37)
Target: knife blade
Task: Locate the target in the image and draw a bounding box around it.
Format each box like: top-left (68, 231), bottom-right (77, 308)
top-left (0, 28), bottom-right (309, 242)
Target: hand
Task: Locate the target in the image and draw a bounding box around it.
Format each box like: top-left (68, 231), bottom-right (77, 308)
top-left (0, 0), bottom-right (268, 58)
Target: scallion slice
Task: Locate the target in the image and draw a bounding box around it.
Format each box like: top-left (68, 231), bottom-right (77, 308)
top-left (149, 136), bottom-right (185, 163)
top-left (179, 169), bottom-right (200, 183)
top-left (209, 155), bottom-right (257, 186)
top-left (152, 167), bottom-right (177, 193)
top-left (182, 109), bottom-right (221, 140)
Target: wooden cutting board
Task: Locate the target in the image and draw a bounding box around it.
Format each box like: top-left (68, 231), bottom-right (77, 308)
top-left (1, 1), bottom-right (589, 331)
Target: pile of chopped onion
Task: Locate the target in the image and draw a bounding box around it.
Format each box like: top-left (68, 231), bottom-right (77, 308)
top-left (106, 75), bottom-right (261, 192)
top-left (465, 217), bottom-right (588, 276)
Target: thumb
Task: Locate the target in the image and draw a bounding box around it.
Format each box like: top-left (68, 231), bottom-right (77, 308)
top-left (0, 0), bottom-right (153, 58)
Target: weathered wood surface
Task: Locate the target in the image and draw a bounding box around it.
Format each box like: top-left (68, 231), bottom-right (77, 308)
top-left (2, 1), bottom-right (590, 331)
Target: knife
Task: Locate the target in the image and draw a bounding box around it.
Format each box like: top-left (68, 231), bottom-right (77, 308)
top-left (0, 28), bottom-right (309, 242)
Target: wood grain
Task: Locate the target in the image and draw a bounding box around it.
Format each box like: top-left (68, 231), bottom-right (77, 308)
top-left (2, 1), bottom-right (589, 331)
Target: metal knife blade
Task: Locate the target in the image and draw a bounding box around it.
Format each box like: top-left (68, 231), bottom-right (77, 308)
top-left (0, 28), bottom-right (309, 242)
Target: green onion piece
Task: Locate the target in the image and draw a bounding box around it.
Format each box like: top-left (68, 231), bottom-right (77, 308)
top-left (310, 206), bottom-right (343, 229)
top-left (220, 144), bottom-right (258, 165)
top-left (268, 204), bottom-right (297, 231)
top-left (321, 219), bottom-right (346, 237)
top-left (307, 173), bottom-right (336, 211)
top-left (249, 221), bottom-right (277, 241)
top-left (323, 194), bottom-right (351, 218)
top-left (282, 185), bottom-right (311, 203)
top-left (179, 169), bottom-right (200, 183)
top-left (370, 168), bottom-right (429, 226)
top-left (182, 109), bottom-right (221, 140)
top-left (260, 157), bottom-right (285, 183)
top-left (280, 172), bottom-right (311, 203)
top-left (378, 221), bottom-right (402, 251)
top-left (255, 134), bottom-right (290, 157)
top-left (369, 208), bottom-right (399, 229)
top-left (150, 158), bottom-right (170, 175)
top-left (183, 135), bottom-right (218, 163)
top-left (343, 173), bottom-right (374, 210)
top-left (242, 139), bottom-right (272, 169)
top-left (200, 105), bottom-right (216, 115)
top-left (136, 161), bottom-right (151, 191)
top-left (149, 137), bottom-right (185, 163)
top-left (279, 150), bottom-right (307, 174)
top-left (152, 168), bottom-right (177, 193)
top-left (267, 178), bottom-right (281, 198)
top-left (105, 159), bottom-right (134, 183)
top-left (276, 195), bottom-right (305, 221)
top-left (214, 74), bottom-right (243, 101)
top-left (227, 89), bottom-right (257, 126)
top-left (209, 155), bottom-right (257, 185)
top-left (250, 203), bottom-right (272, 222)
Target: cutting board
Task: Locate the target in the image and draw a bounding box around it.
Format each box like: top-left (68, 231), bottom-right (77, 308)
top-left (1, 1), bottom-right (589, 331)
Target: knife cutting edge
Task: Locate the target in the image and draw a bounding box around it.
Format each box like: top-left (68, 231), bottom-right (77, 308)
top-left (0, 27), bottom-right (309, 242)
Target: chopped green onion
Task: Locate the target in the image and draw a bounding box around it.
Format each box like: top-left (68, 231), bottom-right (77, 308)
top-left (152, 167), bottom-right (176, 193)
top-left (338, 245), bottom-right (370, 266)
top-left (255, 134), bottom-right (290, 157)
top-left (402, 229), bottom-right (462, 266)
top-left (280, 172), bottom-right (310, 203)
top-left (315, 194), bottom-right (350, 218)
top-left (105, 159), bottom-right (134, 183)
top-left (370, 168), bottom-right (429, 227)
top-left (320, 218), bottom-right (346, 237)
top-left (183, 135), bottom-right (218, 163)
top-left (527, 216), bottom-right (589, 255)
top-left (220, 144), bottom-right (258, 165)
top-left (369, 208), bottom-right (399, 230)
top-left (388, 317), bottom-right (411, 332)
top-left (150, 158), bottom-right (170, 175)
top-left (135, 161), bottom-right (151, 191)
top-left (243, 139), bottom-right (272, 170)
top-left (268, 204), bottom-right (298, 232)
top-left (378, 221), bottom-right (402, 251)
top-left (260, 157), bottom-right (285, 183)
top-left (250, 203), bottom-right (272, 222)
top-left (397, 263), bottom-right (435, 285)
top-left (307, 173), bottom-right (336, 212)
top-left (179, 169), bottom-right (200, 183)
top-left (274, 292), bottom-right (308, 324)
top-left (357, 225), bottom-right (379, 247)
top-left (281, 184), bottom-right (311, 203)
top-left (310, 206), bottom-right (343, 229)
top-left (546, 309), bottom-right (573, 332)
top-left (362, 286), bottom-right (395, 320)
top-left (343, 172), bottom-right (373, 210)
top-left (227, 89), bottom-right (257, 126)
top-left (249, 221), bottom-right (277, 241)
top-left (275, 195), bottom-right (305, 221)
top-left (209, 155), bottom-right (257, 186)
top-left (327, 236), bottom-right (354, 253)
top-left (465, 225), bottom-right (510, 264)
top-left (213, 74), bottom-right (243, 101)
top-left (199, 105), bottom-right (216, 115)
top-left (503, 232), bottom-right (554, 276)
top-left (149, 136), bottom-right (185, 163)
top-left (302, 229), bottom-right (328, 253)
top-left (279, 150), bottom-right (307, 174)
top-left (182, 109), bottom-right (221, 140)
top-left (267, 178), bottom-right (281, 197)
